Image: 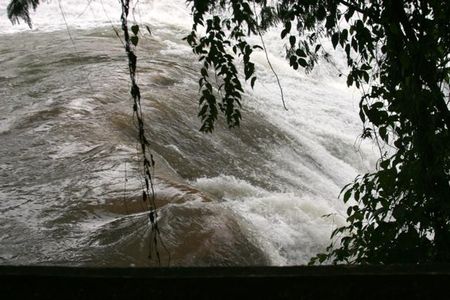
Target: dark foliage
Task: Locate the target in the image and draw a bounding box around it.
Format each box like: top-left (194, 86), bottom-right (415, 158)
top-left (186, 0), bottom-right (450, 264)
top-left (184, 0), bottom-right (262, 132)
top-left (7, 0), bottom-right (39, 27)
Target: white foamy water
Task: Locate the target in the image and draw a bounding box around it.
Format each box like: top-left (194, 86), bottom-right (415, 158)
top-left (0, 0), bottom-right (192, 33)
top-left (0, 0), bottom-right (378, 265)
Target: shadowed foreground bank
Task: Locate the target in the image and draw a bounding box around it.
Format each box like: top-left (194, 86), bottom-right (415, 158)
top-left (1, 265), bottom-right (450, 299)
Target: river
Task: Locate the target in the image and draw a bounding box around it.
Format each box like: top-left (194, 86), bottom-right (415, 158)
top-left (0, 0), bottom-right (377, 266)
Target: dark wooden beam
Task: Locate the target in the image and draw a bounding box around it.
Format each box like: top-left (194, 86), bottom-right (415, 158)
top-left (1, 265), bottom-right (449, 299)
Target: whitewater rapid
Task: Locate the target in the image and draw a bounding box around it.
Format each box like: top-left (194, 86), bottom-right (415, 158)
top-left (0, 0), bottom-right (377, 266)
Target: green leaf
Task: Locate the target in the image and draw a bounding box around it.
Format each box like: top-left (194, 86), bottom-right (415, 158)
top-left (363, 71), bottom-right (369, 83)
top-left (298, 58), bottom-right (307, 67)
top-left (345, 8), bottom-right (355, 22)
top-left (345, 44), bottom-right (351, 57)
top-left (201, 67), bottom-right (208, 77)
top-left (130, 35), bottom-right (139, 46)
top-left (296, 48), bottom-right (307, 57)
top-left (347, 75), bottom-right (353, 86)
top-left (380, 159), bottom-right (389, 169)
top-left (250, 76), bottom-right (257, 89)
top-left (343, 189), bottom-right (352, 203)
top-left (281, 21), bottom-right (291, 39)
top-left (379, 126), bottom-right (389, 143)
top-left (315, 44), bottom-right (321, 53)
top-left (131, 24), bottom-right (139, 35)
top-left (351, 38), bottom-right (358, 51)
top-left (341, 29), bottom-right (348, 42)
top-left (332, 32), bottom-right (339, 49)
top-left (289, 35), bottom-right (296, 47)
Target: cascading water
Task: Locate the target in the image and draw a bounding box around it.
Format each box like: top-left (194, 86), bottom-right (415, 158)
top-left (0, 0), bottom-right (378, 266)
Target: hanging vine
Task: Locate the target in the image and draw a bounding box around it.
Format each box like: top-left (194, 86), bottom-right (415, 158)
top-left (120, 0), bottom-right (165, 264)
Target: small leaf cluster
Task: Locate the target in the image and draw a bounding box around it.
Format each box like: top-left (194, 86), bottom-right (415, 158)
top-left (185, 0), bottom-right (260, 132)
top-left (7, 0), bottom-right (40, 27)
top-left (130, 24), bottom-right (139, 47)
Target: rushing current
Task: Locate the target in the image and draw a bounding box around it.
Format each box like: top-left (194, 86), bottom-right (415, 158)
top-left (0, 0), bottom-right (377, 266)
